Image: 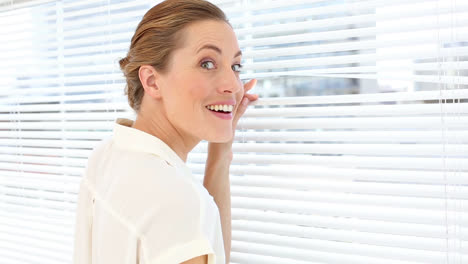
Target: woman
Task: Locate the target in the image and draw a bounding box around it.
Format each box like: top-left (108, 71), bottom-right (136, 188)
top-left (73, 0), bottom-right (258, 264)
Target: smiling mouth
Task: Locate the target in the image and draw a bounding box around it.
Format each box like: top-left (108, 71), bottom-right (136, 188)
top-left (205, 104), bottom-right (233, 113)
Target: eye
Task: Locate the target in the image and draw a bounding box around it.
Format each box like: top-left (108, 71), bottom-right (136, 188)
top-left (201, 60), bottom-right (215, 70)
top-left (232, 64), bottom-right (243, 72)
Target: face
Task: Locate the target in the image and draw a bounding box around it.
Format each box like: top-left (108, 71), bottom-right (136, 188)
top-left (157, 20), bottom-right (244, 143)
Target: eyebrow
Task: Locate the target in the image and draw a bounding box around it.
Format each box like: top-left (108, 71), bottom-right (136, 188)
top-left (196, 44), bottom-right (242, 58)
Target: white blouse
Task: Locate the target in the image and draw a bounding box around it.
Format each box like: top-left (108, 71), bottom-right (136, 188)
top-left (73, 118), bottom-right (225, 264)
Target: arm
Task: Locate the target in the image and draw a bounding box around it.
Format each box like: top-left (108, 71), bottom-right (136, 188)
top-left (203, 144), bottom-right (232, 264)
top-left (203, 79), bottom-right (258, 264)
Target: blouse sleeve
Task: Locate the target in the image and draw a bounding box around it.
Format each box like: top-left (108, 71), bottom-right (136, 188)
top-left (73, 178), bottom-right (94, 264)
top-left (138, 169), bottom-right (216, 264)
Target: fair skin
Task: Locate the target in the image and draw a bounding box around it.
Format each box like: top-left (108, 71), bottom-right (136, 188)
top-left (132, 20), bottom-right (258, 264)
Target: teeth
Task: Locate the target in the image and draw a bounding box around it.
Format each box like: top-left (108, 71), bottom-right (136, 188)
top-left (206, 104), bottom-right (233, 113)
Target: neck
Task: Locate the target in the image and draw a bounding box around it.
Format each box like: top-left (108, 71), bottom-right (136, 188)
top-left (131, 107), bottom-right (199, 163)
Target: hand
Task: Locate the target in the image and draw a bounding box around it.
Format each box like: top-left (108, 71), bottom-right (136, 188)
top-left (207, 79), bottom-right (259, 161)
top-left (232, 79), bottom-right (259, 138)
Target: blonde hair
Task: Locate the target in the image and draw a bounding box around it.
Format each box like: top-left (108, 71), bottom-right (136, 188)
top-left (119, 0), bottom-right (229, 112)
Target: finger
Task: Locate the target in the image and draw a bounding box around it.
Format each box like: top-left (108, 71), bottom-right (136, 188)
top-left (234, 94), bottom-right (258, 124)
top-left (232, 97), bottom-right (249, 128)
top-left (232, 80), bottom-right (257, 132)
top-left (244, 93), bottom-right (259, 101)
top-left (243, 79), bottom-right (257, 93)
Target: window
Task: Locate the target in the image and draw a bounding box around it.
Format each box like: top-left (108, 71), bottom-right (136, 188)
top-left (0, 0), bottom-right (466, 263)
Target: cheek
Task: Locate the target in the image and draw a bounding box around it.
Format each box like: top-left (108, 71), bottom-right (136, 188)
top-left (167, 73), bottom-right (204, 104)
top-left (187, 78), bottom-right (211, 102)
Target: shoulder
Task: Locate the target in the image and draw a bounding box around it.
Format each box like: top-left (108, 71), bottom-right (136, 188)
top-left (109, 152), bottom-right (202, 223)
top-left (86, 138), bottom-right (112, 168)
top-left (86, 137), bottom-right (173, 184)
top-left (84, 138), bottom-right (202, 223)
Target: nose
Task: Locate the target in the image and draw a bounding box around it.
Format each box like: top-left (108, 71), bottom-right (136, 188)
top-left (217, 66), bottom-right (242, 94)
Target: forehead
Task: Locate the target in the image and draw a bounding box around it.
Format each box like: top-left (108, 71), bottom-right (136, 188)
top-left (179, 20), bottom-right (240, 55)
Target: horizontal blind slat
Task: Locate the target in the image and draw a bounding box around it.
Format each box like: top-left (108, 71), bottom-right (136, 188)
top-left (232, 229), bottom-right (468, 260)
top-left (232, 196), bottom-right (468, 225)
top-left (231, 208), bottom-right (464, 240)
top-left (188, 153), bottom-right (468, 170)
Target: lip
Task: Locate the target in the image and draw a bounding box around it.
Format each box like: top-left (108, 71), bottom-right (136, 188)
top-left (208, 109), bottom-right (233, 120)
top-left (205, 99), bottom-right (236, 106)
top-left (205, 99), bottom-right (236, 120)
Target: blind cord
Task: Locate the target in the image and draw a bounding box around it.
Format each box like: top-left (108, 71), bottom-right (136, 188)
top-left (436, 0), bottom-right (450, 262)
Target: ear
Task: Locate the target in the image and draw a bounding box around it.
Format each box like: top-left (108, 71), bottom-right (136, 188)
top-left (138, 65), bottom-right (162, 100)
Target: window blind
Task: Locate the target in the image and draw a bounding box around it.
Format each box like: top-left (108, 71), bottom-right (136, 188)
top-left (0, 0), bottom-right (467, 264)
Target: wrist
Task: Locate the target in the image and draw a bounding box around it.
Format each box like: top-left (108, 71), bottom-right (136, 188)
top-left (207, 142), bottom-right (233, 163)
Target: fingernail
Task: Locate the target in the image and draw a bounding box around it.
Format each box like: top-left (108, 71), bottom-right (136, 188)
top-left (242, 98), bottom-right (249, 106)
